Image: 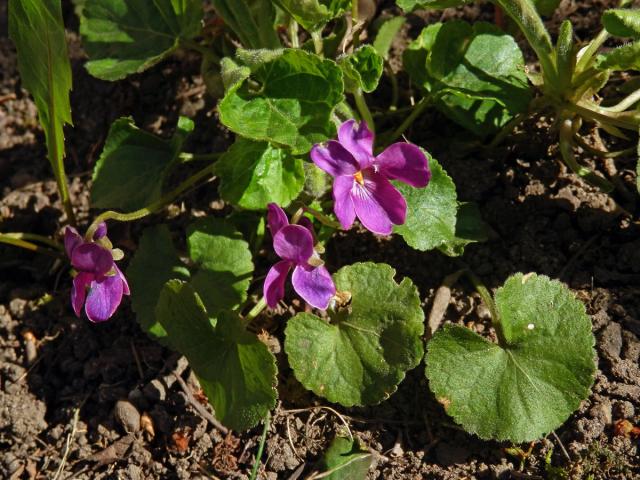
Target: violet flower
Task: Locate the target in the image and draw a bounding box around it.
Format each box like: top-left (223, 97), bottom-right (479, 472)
top-left (264, 204), bottom-right (335, 310)
top-left (311, 120), bottom-right (431, 235)
top-left (64, 223), bottom-right (129, 323)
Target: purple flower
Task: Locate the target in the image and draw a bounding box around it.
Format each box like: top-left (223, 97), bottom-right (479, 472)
top-left (64, 223), bottom-right (129, 323)
top-left (263, 204), bottom-right (335, 310)
top-left (311, 120), bottom-right (431, 235)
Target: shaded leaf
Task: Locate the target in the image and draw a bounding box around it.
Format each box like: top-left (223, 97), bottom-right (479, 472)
top-left (127, 225), bottom-right (190, 341)
top-left (80, 0), bottom-right (203, 80)
top-left (373, 17), bottom-right (406, 60)
top-left (216, 138), bottom-right (305, 210)
top-left (91, 117), bottom-right (194, 212)
top-left (9, 0), bottom-right (72, 177)
top-left (596, 41), bottom-right (640, 71)
top-left (273, 0), bottom-right (350, 32)
top-left (187, 218), bottom-right (254, 316)
top-left (211, 0), bottom-right (280, 49)
top-left (285, 263), bottom-right (424, 406)
top-left (219, 49), bottom-right (344, 155)
top-left (156, 281), bottom-right (277, 431)
top-left (426, 273), bottom-right (596, 442)
top-left (437, 202), bottom-right (488, 256)
top-left (602, 8), bottom-right (640, 39)
top-left (396, 0), bottom-right (469, 11)
top-left (339, 45), bottom-right (384, 93)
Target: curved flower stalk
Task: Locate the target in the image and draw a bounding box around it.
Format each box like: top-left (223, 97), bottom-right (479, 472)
top-left (311, 120), bottom-right (431, 235)
top-left (65, 223), bottom-right (129, 322)
top-left (264, 204), bottom-right (335, 310)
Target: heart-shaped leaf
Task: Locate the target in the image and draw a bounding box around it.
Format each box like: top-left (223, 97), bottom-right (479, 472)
top-left (273, 0), bottom-right (351, 32)
top-left (156, 280), bottom-right (277, 431)
top-left (211, 0), bottom-right (280, 49)
top-left (285, 262), bottom-right (424, 406)
top-left (187, 218), bottom-right (254, 316)
top-left (320, 436), bottom-right (373, 480)
top-left (219, 49), bottom-right (344, 155)
top-left (426, 273), bottom-right (596, 442)
top-left (91, 117), bottom-right (194, 212)
top-left (339, 44), bottom-right (384, 93)
top-left (404, 21), bottom-right (531, 136)
top-left (394, 155), bottom-right (484, 255)
top-left (127, 225), bottom-right (190, 341)
top-left (80, 0), bottom-right (203, 80)
top-left (216, 138), bottom-right (305, 210)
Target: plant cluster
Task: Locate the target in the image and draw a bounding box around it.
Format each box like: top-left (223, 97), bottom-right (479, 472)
top-left (7, 0), bottom-right (639, 466)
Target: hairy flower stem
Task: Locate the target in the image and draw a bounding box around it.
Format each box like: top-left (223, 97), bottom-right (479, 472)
top-left (382, 97), bottom-right (430, 147)
top-left (300, 205), bottom-right (342, 230)
top-left (244, 297), bottom-right (268, 326)
top-left (463, 269), bottom-right (506, 346)
top-left (289, 18), bottom-right (300, 48)
top-left (353, 89), bottom-right (375, 134)
top-left (311, 30), bottom-right (324, 56)
top-left (177, 152), bottom-right (221, 164)
top-left (85, 163), bottom-right (216, 240)
top-left (600, 89), bottom-right (640, 113)
top-left (575, 29), bottom-right (609, 74)
top-left (0, 234), bottom-right (62, 257)
top-left (351, 0), bottom-right (360, 48)
top-left (249, 412), bottom-right (271, 480)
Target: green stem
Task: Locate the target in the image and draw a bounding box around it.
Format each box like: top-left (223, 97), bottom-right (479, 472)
top-left (600, 88), bottom-right (640, 113)
top-left (289, 17), bottom-right (300, 48)
top-left (575, 29), bottom-right (609, 74)
top-left (311, 30), bottom-right (324, 56)
top-left (0, 234), bottom-right (62, 257)
top-left (351, 0), bottom-right (360, 48)
top-left (570, 101), bottom-right (640, 131)
top-left (462, 269), bottom-right (505, 345)
top-left (573, 134), bottom-right (636, 158)
top-left (85, 163), bottom-right (216, 240)
top-left (383, 96), bottom-right (429, 147)
top-left (0, 232), bottom-right (63, 251)
top-left (244, 297), bottom-right (268, 326)
top-left (353, 89), bottom-right (375, 135)
top-left (249, 412), bottom-right (271, 480)
top-left (301, 205), bottom-right (342, 230)
top-left (487, 112), bottom-right (527, 148)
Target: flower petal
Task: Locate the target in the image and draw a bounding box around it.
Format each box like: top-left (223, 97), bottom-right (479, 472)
top-left (338, 119), bottom-right (374, 169)
top-left (71, 243), bottom-right (114, 275)
top-left (264, 260), bottom-right (292, 308)
top-left (333, 176), bottom-right (356, 230)
top-left (64, 226), bottom-right (83, 258)
top-left (93, 222), bottom-right (108, 240)
top-left (297, 217), bottom-right (316, 241)
top-left (292, 264), bottom-right (336, 309)
top-left (115, 265), bottom-right (130, 296)
top-left (352, 171), bottom-right (407, 235)
top-left (71, 272), bottom-right (92, 317)
top-left (375, 143), bottom-right (431, 187)
top-left (273, 225), bottom-right (314, 264)
top-left (85, 274), bottom-right (124, 322)
top-left (267, 203), bottom-right (289, 236)
top-left (311, 140), bottom-right (359, 177)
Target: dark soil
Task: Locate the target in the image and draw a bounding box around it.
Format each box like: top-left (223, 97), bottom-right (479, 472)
top-left (1, 1), bottom-right (639, 479)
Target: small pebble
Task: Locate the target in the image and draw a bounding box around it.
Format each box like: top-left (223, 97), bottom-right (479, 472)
top-left (114, 400), bottom-right (141, 433)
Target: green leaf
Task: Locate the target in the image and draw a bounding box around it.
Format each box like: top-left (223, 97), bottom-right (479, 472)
top-left (396, 0), bottom-right (470, 11)
top-left (211, 0), bottom-right (280, 49)
top-left (404, 21), bottom-right (531, 136)
top-left (127, 225), bottom-right (190, 341)
top-left (373, 17), bottom-right (406, 60)
top-left (426, 273), bottom-right (596, 442)
top-left (637, 128), bottom-right (640, 193)
top-left (216, 138), bottom-right (305, 210)
top-left (219, 49), bottom-right (343, 155)
top-left (437, 202), bottom-right (488, 257)
top-left (9, 0), bottom-right (72, 179)
top-left (394, 156), bottom-right (457, 252)
top-left (285, 263), bottom-right (424, 406)
top-left (219, 49), bottom-right (344, 155)
top-left (321, 436), bottom-right (373, 480)
top-left (602, 8), bottom-right (640, 39)
top-left (187, 218), bottom-right (254, 316)
top-left (339, 45), bottom-right (384, 93)
top-left (273, 0), bottom-right (351, 32)
top-left (533, 0), bottom-right (561, 16)
top-left (596, 41), bottom-right (640, 71)
top-left (91, 117), bottom-right (193, 212)
top-left (156, 280), bottom-right (277, 431)
top-left (80, 0), bottom-right (203, 80)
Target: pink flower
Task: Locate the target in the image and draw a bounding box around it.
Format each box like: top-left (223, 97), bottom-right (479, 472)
top-left (65, 223), bottom-right (129, 322)
top-left (263, 204), bottom-right (335, 310)
top-left (311, 120), bottom-right (431, 235)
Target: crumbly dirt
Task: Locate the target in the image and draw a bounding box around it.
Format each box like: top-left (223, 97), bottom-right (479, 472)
top-left (1, 1), bottom-right (639, 479)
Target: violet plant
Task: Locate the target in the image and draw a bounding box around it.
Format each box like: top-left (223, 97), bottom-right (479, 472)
top-left (3, 0), bottom-right (604, 463)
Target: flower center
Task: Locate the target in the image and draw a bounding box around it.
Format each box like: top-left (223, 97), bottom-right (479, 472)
top-left (353, 171), bottom-right (364, 185)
